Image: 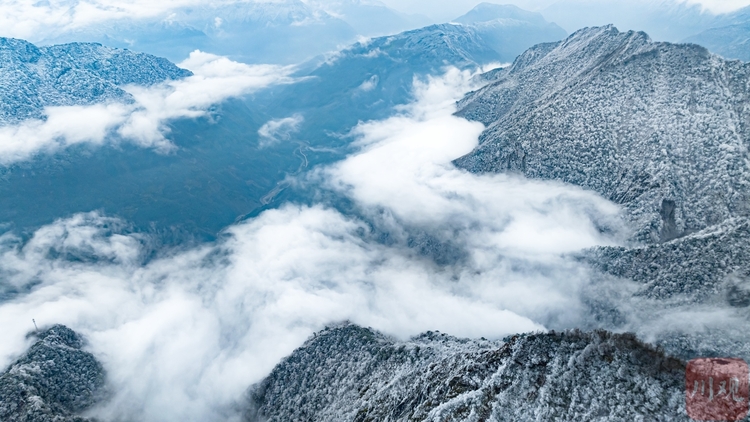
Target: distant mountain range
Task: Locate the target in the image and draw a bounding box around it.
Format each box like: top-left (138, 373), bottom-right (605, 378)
top-left (0, 7), bottom-right (567, 241)
top-left (454, 3), bottom-right (567, 62)
top-left (539, 0), bottom-right (750, 63)
top-left (683, 6), bottom-right (750, 61)
top-left (9, 0), bottom-right (750, 65)
top-left (540, 0), bottom-right (717, 42)
top-left (520, 0), bottom-right (750, 63)
top-left (685, 23), bottom-right (750, 61)
top-left (42, 0), bottom-right (355, 64)
top-left (37, 0), bottom-right (430, 64)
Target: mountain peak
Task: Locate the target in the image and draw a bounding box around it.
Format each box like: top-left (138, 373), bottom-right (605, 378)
top-left (454, 2), bottom-right (548, 25)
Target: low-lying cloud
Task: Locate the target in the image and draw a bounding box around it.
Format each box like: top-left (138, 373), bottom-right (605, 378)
top-left (0, 68), bottom-right (627, 421)
top-left (257, 114), bottom-right (304, 148)
top-left (0, 51), bottom-right (295, 165)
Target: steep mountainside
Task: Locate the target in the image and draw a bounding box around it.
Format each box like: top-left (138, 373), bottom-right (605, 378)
top-left (454, 25), bottom-right (750, 363)
top-left (0, 325), bottom-right (105, 422)
top-left (579, 217), bottom-right (750, 362)
top-left (0, 37), bottom-right (191, 125)
top-left (455, 25), bottom-right (750, 244)
top-left (248, 324), bottom-right (687, 421)
top-left (259, 20), bottom-right (565, 152)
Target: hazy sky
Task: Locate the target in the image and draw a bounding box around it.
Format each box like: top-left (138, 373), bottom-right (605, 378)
top-left (380, 0), bottom-right (750, 21)
top-left (2, 0), bottom-right (749, 43)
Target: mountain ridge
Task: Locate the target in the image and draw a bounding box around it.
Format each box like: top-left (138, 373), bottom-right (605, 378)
top-left (247, 323), bottom-right (687, 421)
top-left (0, 37), bottom-right (191, 125)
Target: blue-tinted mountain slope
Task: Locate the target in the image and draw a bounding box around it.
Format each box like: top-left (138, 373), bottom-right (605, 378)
top-left (0, 23), bottom-right (514, 241)
top-left (454, 3), bottom-right (567, 63)
top-left (683, 6), bottom-right (750, 62)
top-left (0, 37), bottom-right (191, 125)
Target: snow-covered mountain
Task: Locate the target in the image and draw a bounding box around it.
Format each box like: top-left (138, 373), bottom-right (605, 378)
top-left (454, 25), bottom-right (750, 363)
top-left (580, 214), bottom-right (750, 361)
top-left (0, 37), bottom-right (191, 125)
top-left (247, 324), bottom-right (687, 421)
top-left (456, 25), bottom-right (750, 244)
top-left (254, 13), bottom-right (566, 154)
top-left (0, 323), bottom-right (688, 421)
top-left (0, 325), bottom-right (105, 422)
top-left (258, 23), bottom-right (505, 141)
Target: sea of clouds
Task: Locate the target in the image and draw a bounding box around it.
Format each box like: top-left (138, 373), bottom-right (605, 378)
top-left (0, 67), bottom-right (631, 421)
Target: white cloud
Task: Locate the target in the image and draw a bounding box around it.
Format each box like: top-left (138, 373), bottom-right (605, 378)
top-left (119, 51), bottom-right (297, 145)
top-left (0, 51), bottom-right (296, 165)
top-left (0, 103), bottom-right (132, 164)
top-left (0, 67), bottom-right (630, 421)
top-left (356, 74), bottom-right (379, 92)
top-left (257, 114), bottom-right (304, 147)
